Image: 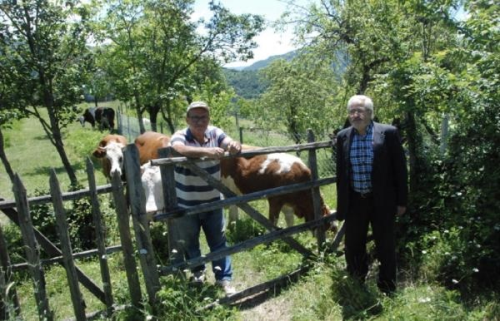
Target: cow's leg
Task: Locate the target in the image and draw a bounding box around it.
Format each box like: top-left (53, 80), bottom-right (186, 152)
top-left (268, 199), bottom-right (282, 227)
top-left (227, 205), bottom-right (239, 230)
top-left (282, 205), bottom-right (295, 227)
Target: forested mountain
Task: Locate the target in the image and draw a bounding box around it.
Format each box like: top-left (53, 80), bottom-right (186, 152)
top-left (222, 69), bottom-right (268, 99)
top-left (223, 50), bottom-right (347, 99)
top-left (222, 51), bottom-right (297, 99)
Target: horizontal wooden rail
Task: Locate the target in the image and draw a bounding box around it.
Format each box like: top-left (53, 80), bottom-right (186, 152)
top-left (10, 245), bottom-right (123, 270)
top-left (154, 177), bottom-right (336, 221)
top-left (0, 185), bottom-right (114, 210)
top-left (150, 141), bottom-right (333, 166)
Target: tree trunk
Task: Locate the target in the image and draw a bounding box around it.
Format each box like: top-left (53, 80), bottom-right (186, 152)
top-left (0, 127), bottom-right (15, 183)
top-left (134, 93), bottom-right (145, 134)
top-left (148, 103), bottom-right (160, 133)
top-left (45, 106), bottom-right (78, 187)
top-left (404, 111), bottom-right (422, 194)
top-left (162, 100), bottom-right (175, 134)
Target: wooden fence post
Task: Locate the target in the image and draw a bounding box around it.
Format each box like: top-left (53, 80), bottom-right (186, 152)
top-left (13, 174), bottom-right (53, 321)
top-left (307, 129), bottom-right (326, 248)
top-left (110, 172), bottom-right (142, 307)
top-left (157, 147), bottom-right (182, 270)
top-left (0, 223), bottom-right (21, 320)
top-left (124, 144), bottom-right (160, 306)
top-left (49, 170), bottom-right (86, 321)
top-left (86, 159), bottom-right (114, 315)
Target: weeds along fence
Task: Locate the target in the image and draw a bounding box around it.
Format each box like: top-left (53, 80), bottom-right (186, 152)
top-left (0, 130), bottom-right (342, 320)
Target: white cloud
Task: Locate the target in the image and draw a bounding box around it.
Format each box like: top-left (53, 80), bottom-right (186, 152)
top-left (193, 0), bottom-right (302, 68)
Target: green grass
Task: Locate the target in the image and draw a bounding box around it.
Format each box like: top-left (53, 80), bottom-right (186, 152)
top-left (1, 105), bottom-right (498, 320)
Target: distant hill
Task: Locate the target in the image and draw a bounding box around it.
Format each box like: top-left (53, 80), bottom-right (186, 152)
top-left (242, 51), bottom-right (298, 71)
top-left (223, 49), bottom-right (347, 99)
top-left (223, 51), bottom-right (296, 99)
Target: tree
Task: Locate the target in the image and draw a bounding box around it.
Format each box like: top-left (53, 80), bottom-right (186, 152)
top-left (0, 49), bottom-right (27, 184)
top-left (0, 0), bottom-right (94, 187)
top-left (258, 53), bottom-right (341, 142)
top-left (97, 0), bottom-right (264, 133)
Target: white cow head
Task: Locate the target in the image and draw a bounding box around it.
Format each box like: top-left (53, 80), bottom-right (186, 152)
top-left (106, 142), bottom-right (125, 176)
top-left (93, 141), bottom-right (126, 178)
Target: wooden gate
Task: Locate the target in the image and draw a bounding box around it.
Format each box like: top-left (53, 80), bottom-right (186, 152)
top-left (0, 130), bottom-right (343, 320)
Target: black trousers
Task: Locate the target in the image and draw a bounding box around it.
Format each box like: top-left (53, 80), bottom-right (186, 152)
top-left (344, 191), bottom-right (397, 292)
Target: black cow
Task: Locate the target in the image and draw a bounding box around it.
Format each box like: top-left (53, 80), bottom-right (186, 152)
top-left (79, 107), bottom-right (97, 127)
top-left (96, 107), bottom-right (115, 130)
top-left (79, 107), bottom-right (115, 130)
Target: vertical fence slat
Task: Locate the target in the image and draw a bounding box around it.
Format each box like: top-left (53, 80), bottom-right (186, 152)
top-left (158, 147), bottom-right (181, 267)
top-left (110, 172), bottom-right (142, 307)
top-left (13, 174), bottom-right (53, 321)
top-left (86, 159), bottom-right (114, 315)
top-left (49, 170), bottom-right (86, 321)
top-left (124, 144), bottom-right (160, 306)
top-left (0, 223), bottom-right (21, 320)
top-left (307, 129), bottom-right (326, 248)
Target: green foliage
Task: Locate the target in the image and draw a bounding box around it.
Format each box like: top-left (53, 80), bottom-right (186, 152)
top-left (396, 0), bottom-right (500, 296)
top-left (153, 276), bottom-right (235, 320)
top-left (226, 216), bottom-right (266, 244)
top-left (257, 53), bottom-right (343, 142)
top-left (150, 221), bottom-right (170, 265)
top-left (328, 269), bottom-right (383, 319)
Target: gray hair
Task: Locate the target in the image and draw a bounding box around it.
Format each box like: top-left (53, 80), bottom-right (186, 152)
top-left (347, 95), bottom-right (375, 119)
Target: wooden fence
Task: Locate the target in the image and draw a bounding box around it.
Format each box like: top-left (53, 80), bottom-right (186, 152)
top-left (0, 130), bottom-right (343, 320)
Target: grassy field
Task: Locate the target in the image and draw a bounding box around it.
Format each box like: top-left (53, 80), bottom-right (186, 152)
top-left (0, 108), bottom-right (498, 320)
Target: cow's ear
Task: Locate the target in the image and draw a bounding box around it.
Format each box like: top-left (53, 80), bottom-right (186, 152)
top-left (93, 148), bottom-right (105, 158)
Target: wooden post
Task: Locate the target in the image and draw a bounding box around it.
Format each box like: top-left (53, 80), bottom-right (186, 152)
top-left (86, 159), bottom-right (114, 315)
top-left (110, 172), bottom-right (142, 307)
top-left (157, 147), bottom-right (183, 269)
top-left (49, 170), bottom-right (86, 321)
top-left (307, 129), bottom-right (326, 248)
top-left (13, 174), bottom-right (53, 321)
top-left (123, 144), bottom-right (160, 306)
top-left (0, 223), bottom-right (21, 320)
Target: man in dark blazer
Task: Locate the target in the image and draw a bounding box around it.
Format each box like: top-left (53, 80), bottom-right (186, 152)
top-left (336, 95), bottom-right (408, 294)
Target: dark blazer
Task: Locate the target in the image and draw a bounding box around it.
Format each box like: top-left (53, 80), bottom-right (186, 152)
top-left (336, 122), bottom-right (408, 220)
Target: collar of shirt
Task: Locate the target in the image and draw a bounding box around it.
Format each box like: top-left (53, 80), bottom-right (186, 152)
top-left (186, 128), bottom-right (210, 145)
top-left (353, 121), bottom-right (374, 137)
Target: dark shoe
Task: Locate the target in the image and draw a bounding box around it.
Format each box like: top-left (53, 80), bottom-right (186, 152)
top-left (189, 271), bottom-right (205, 285)
top-left (378, 281), bottom-right (396, 297)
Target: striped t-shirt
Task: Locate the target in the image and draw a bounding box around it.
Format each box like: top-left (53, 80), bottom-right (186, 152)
top-left (170, 126), bottom-right (228, 208)
top-left (350, 122), bottom-right (374, 194)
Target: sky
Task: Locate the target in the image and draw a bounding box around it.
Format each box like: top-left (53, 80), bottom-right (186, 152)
top-left (193, 0), bottom-right (306, 68)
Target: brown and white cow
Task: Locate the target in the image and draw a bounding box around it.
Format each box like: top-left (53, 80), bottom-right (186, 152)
top-left (221, 152), bottom-right (333, 230)
top-left (134, 131), bottom-right (171, 165)
top-left (92, 134), bottom-right (128, 179)
top-left (135, 131), bottom-right (170, 214)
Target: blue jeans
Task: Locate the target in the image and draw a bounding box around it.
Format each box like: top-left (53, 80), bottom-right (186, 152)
top-left (169, 208), bottom-right (232, 281)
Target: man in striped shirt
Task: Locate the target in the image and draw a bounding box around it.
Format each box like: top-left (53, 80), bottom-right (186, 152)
top-left (336, 95), bottom-right (408, 295)
top-left (169, 101), bottom-right (241, 295)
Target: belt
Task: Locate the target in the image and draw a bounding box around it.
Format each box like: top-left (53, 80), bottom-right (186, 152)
top-left (352, 190), bottom-right (373, 198)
